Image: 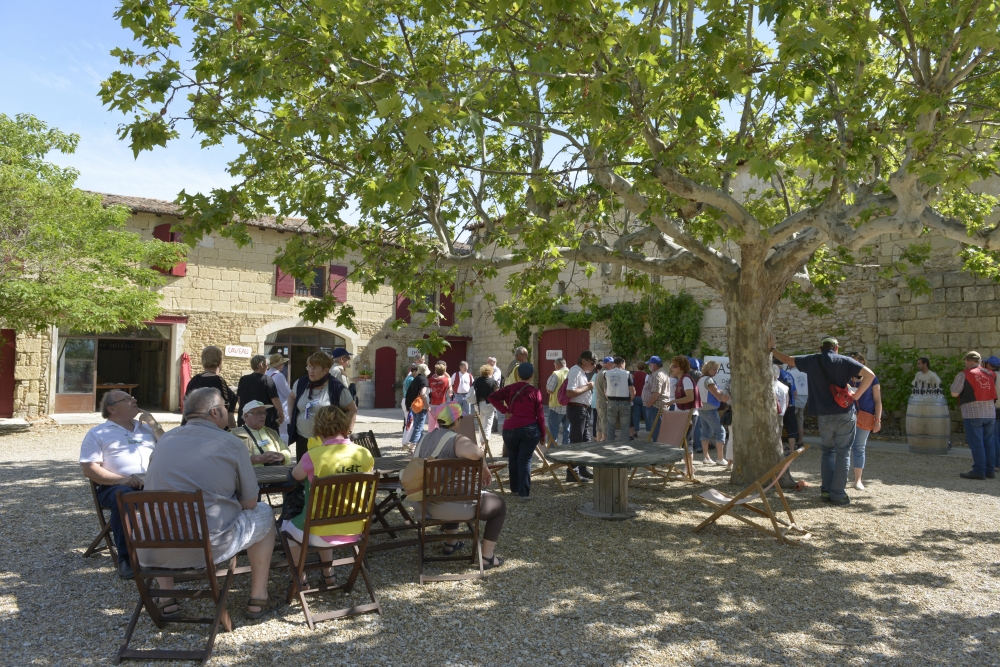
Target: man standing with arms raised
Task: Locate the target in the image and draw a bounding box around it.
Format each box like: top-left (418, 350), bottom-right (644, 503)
top-left (771, 335), bottom-right (875, 506)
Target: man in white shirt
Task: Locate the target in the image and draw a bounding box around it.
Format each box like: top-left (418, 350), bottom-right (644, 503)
top-left (487, 357), bottom-right (503, 431)
top-left (265, 353), bottom-right (292, 442)
top-left (79, 390), bottom-right (164, 579)
top-left (329, 346), bottom-right (353, 388)
top-left (603, 357), bottom-right (635, 442)
top-left (565, 350), bottom-right (598, 480)
top-left (913, 357), bottom-right (942, 388)
top-left (450, 361), bottom-right (474, 414)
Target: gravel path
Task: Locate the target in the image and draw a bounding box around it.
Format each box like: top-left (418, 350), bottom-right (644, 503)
top-left (2, 421), bottom-right (999, 666)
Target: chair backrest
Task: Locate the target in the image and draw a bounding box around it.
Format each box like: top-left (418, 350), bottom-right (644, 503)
top-left (117, 490), bottom-right (213, 568)
top-left (655, 409), bottom-right (692, 446)
top-left (350, 430), bottom-right (381, 458)
top-left (303, 472), bottom-right (379, 531)
top-left (422, 459), bottom-right (482, 503)
top-left (457, 414), bottom-right (479, 445)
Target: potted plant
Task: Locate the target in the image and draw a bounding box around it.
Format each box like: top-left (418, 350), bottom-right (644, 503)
top-left (355, 365), bottom-right (373, 381)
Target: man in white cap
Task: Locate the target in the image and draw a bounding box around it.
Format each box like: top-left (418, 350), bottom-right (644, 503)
top-left (233, 400), bottom-right (292, 467)
top-left (265, 352), bottom-right (292, 442)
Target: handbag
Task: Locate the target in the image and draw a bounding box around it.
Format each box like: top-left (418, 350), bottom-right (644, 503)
top-left (856, 410), bottom-right (876, 431)
top-left (400, 432), bottom-right (452, 501)
top-left (816, 355), bottom-right (855, 409)
top-left (410, 395), bottom-right (425, 413)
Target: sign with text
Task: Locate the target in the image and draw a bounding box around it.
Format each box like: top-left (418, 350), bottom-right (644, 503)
top-left (407, 347), bottom-right (420, 358)
top-left (545, 349), bottom-right (563, 360)
top-left (704, 356), bottom-right (732, 394)
top-left (224, 345), bottom-right (253, 359)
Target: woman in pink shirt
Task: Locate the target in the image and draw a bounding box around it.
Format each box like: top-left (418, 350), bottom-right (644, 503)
top-left (488, 363), bottom-right (546, 497)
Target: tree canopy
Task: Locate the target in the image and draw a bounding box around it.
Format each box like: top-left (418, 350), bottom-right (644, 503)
top-left (102, 0), bottom-right (1000, 482)
top-left (0, 114), bottom-right (186, 335)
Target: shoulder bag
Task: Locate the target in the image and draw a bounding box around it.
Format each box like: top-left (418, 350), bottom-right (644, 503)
top-left (817, 355), bottom-right (855, 409)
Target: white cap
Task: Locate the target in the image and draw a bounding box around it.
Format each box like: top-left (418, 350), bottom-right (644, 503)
top-left (241, 400), bottom-right (273, 414)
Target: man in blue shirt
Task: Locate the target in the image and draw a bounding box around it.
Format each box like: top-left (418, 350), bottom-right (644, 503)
top-left (770, 335), bottom-right (875, 505)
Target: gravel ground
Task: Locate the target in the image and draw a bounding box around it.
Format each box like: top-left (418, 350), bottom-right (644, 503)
top-left (2, 420), bottom-right (999, 666)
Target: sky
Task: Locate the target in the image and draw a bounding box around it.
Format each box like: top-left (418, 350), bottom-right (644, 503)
top-left (0, 1), bottom-right (237, 202)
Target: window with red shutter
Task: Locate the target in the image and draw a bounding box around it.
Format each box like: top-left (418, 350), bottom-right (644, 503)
top-left (274, 266), bottom-right (296, 297)
top-left (395, 293), bottom-right (411, 323)
top-left (328, 264), bottom-right (348, 303)
top-left (152, 223), bottom-right (187, 277)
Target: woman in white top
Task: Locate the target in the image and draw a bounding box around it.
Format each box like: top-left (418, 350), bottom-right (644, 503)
top-left (696, 360), bottom-right (730, 465)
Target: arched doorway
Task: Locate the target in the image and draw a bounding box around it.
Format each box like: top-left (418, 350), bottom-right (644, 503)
top-left (265, 328), bottom-right (346, 383)
top-left (374, 347), bottom-right (397, 408)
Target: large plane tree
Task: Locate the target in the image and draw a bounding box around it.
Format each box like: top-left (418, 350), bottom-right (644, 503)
top-left (104, 0), bottom-right (1000, 484)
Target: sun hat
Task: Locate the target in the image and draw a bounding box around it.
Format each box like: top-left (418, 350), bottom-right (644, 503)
top-left (331, 347), bottom-right (352, 359)
top-left (644, 355), bottom-right (663, 366)
top-left (436, 403), bottom-right (464, 426)
top-left (241, 399), bottom-right (273, 414)
top-left (267, 353), bottom-right (289, 366)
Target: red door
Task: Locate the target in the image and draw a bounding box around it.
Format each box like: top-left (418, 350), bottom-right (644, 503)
top-left (374, 347), bottom-right (397, 409)
top-left (538, 329), bottom-right (590, 404)
top-left (430, 338), bottom-right (468, 379)
top-left (0, 330), bottom-right (15, 418)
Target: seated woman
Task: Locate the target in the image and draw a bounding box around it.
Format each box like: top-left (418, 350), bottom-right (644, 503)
top-left (412, 403), bottom-right (506, 569)
top-left (233, 400), bottom-right (292, 467)
top-left (281, 405), bottom-right (373, 585)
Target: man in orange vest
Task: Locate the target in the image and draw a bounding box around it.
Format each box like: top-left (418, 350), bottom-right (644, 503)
top-left (950, 350), bottom-right (998, 480)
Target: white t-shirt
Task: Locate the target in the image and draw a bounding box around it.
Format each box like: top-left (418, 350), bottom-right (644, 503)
top-left (774, 380), bottom-right (789, 416)
top-left (490, 365), bottom-right (502, 384)
top-left (451, 372), bottom-right (473, 394)
top-left (566, 365), bottom-right (592, 405)
top-left (913, 370), bottom-right (942, 387)
top-left (604, 368), bottom-right (631, 398)
top-left (330, 364), bottom-right (351, 388)
top-left (265, 368), bottom-right (291, 418)
top-left (787, 367), bottom-right (809, 409)
top-left (697, 375), bottom-right (719, 409)
top-left (79, 419), bottom-right (157, 477)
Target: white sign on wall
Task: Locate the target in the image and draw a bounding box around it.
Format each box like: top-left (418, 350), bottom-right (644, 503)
top-left (407, 347), bottom-right (421, 358)
top-left (704, 356), bottom-right (732, 394)
top-left (545, 349), bottom-right (564, 360)
top-left (224, 345), bottom-right (253, 359)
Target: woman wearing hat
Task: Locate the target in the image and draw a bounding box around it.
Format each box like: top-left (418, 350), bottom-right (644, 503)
top-left (287, 351), bottom-right (359, 461)
top-left (488, 362), bottom-right (545, 497)
top-left (412, 403), bottom-right (506, 568)
top-left (265, 353), bottom-right (292, 443)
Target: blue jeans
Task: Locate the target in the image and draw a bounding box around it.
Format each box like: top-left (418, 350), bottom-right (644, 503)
top-left (817, 413), bottom-right (857, 499)
top-left (409, 409), bottom-right (428, 444)
top-left (95, 484), bottom-right (137, 565)
top-left (992, 411), bottom-right (1000, 468)
top-left (964, 417), bottom-right (996, 476)
top-left (851, 428), bottom-right (871, 470)
top-left (645, 406), bottom-right (661, 441)
top-left (631, 396), bottom-right (647, 434)
top-left (504, 424), bottom-right (540, 496)
top-left (700, 408), bottom-right (724, 443)
top-left (453, 394), bottom-right (470, 415)
top-left (545, 408), bottom-right (570, 445)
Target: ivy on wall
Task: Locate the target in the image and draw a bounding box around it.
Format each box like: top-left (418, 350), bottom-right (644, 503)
top-left (502, 290), bottom-right (705, 361)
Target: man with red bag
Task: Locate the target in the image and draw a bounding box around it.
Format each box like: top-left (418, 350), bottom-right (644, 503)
top-left (950, 351), bottom-right (997, 480)
top-left (771, 335), bottom-right (875, 506)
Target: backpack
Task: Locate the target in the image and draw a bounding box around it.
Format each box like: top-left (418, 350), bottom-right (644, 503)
top-left (557, 374), bottom-right (571, 406)
top-left (549, 369), bottom-right (569, 408)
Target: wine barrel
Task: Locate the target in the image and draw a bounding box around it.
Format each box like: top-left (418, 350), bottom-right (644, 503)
top-left (906, 392), bottom-right (951, 455)
top-left (354, 379), bottom-right (376, 409)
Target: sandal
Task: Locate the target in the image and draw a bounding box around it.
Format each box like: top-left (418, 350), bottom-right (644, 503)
top-left (246, 593), bottom-right (284, 620)
top-left (442, 540), bottom-right (465, 556)
top-left (155, 597), bottom-right (180, 616)
top-left (482, 555), bottom-right (504, 570)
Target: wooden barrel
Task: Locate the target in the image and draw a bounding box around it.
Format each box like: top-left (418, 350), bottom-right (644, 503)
top-left (906, 393), bottom-right (951, 455)
top-left (355, 380), bottom-right (376, 409)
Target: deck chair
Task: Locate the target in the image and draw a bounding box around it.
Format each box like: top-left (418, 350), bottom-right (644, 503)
top-left (417, 459), bottom-right (485, 583)
top-left (531, 432), bottom-right (585, 491)
top-left (279, 472), bottom-right (381, 629)
top-left (83, 480), bottom-right (118, 561)
top-left (460, 411), bottom-right (507, 495)
top-left (629, 409), bottom-right (699, 488)
top-left (691, 445), bottom-right (812, 544)
top-left (114, 490), bottom-right (237, 665)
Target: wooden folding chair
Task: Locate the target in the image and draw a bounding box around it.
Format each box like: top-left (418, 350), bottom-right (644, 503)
top-left (531, 432), bottom-right (584, 491)
top-left (461, 410), bottom-right (507, 495)
top-left (280, 472), bottom-right (381, 629)
top-left (350, 430), bottom-right (381, 457)
top-left (115, 490), bottom-right (237, 665)
top-left (417, 459), bottom-right (485, 583)
top-left (691, 445), bottom-right (812, 544)
top-left (629, 409), bottom-right (699, 488)
top-left (83, 480), bottom-right (118, 561)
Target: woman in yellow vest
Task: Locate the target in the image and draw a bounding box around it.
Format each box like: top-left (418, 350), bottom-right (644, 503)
top-left (281, 405), bottom-right (373, 586)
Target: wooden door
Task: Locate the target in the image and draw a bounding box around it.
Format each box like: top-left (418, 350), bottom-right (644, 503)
top-left (430, 339), bottom-right (468, 378)
top-left (0, 330), bottom-right (14, 418)
top-left (374, 347), bottom-right (397, 408)
top-left (538, 329), bottom-right (590, 404)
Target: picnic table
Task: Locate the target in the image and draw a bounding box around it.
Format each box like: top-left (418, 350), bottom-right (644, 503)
top-left (546, 440), bottom-right (684, 520)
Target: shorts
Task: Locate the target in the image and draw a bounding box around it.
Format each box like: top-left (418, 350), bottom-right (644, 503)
top-left (699, 408), bottom-right (725, 443)
top-left (280, 519), bottom-right (360, 548)
top-left (213, 503), bottom-right (275, 564)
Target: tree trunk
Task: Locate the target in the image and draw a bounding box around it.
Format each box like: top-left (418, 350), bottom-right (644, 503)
top-left (722, 249), bottom-right (788, 488)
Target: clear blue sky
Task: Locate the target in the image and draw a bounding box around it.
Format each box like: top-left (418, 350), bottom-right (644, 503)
top-left (0, 1), bottom-right (236, 202)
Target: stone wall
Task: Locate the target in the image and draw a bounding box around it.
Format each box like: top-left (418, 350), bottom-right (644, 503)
top-left (11, 330), bottom-right (50, 418)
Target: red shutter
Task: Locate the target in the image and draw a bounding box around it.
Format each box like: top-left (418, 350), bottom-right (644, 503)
top-left (152, 223), bottom-right (186, 276)
top-left (328, 264), bottom-right (348, 303)
top-left (395, 292), bottom-right (411, 323)
top-left (440, 287), bottom-right (455, 326)
top-left (275, 266), bottom-right (295, 297)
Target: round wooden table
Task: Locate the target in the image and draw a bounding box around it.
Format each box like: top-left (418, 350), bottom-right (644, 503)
top-left (546, 440), bottom-right (684, 519)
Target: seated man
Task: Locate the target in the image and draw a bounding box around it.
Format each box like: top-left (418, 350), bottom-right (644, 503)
top-left (80, 390), bottom-right (164, 579)
top-left (233, 400), bottom-right (292, 467)
top-left (141, 387), bottom-right (283, 619)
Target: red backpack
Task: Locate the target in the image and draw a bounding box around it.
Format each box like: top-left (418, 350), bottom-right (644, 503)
top-left (557, 375), bottom-right (571, 406)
